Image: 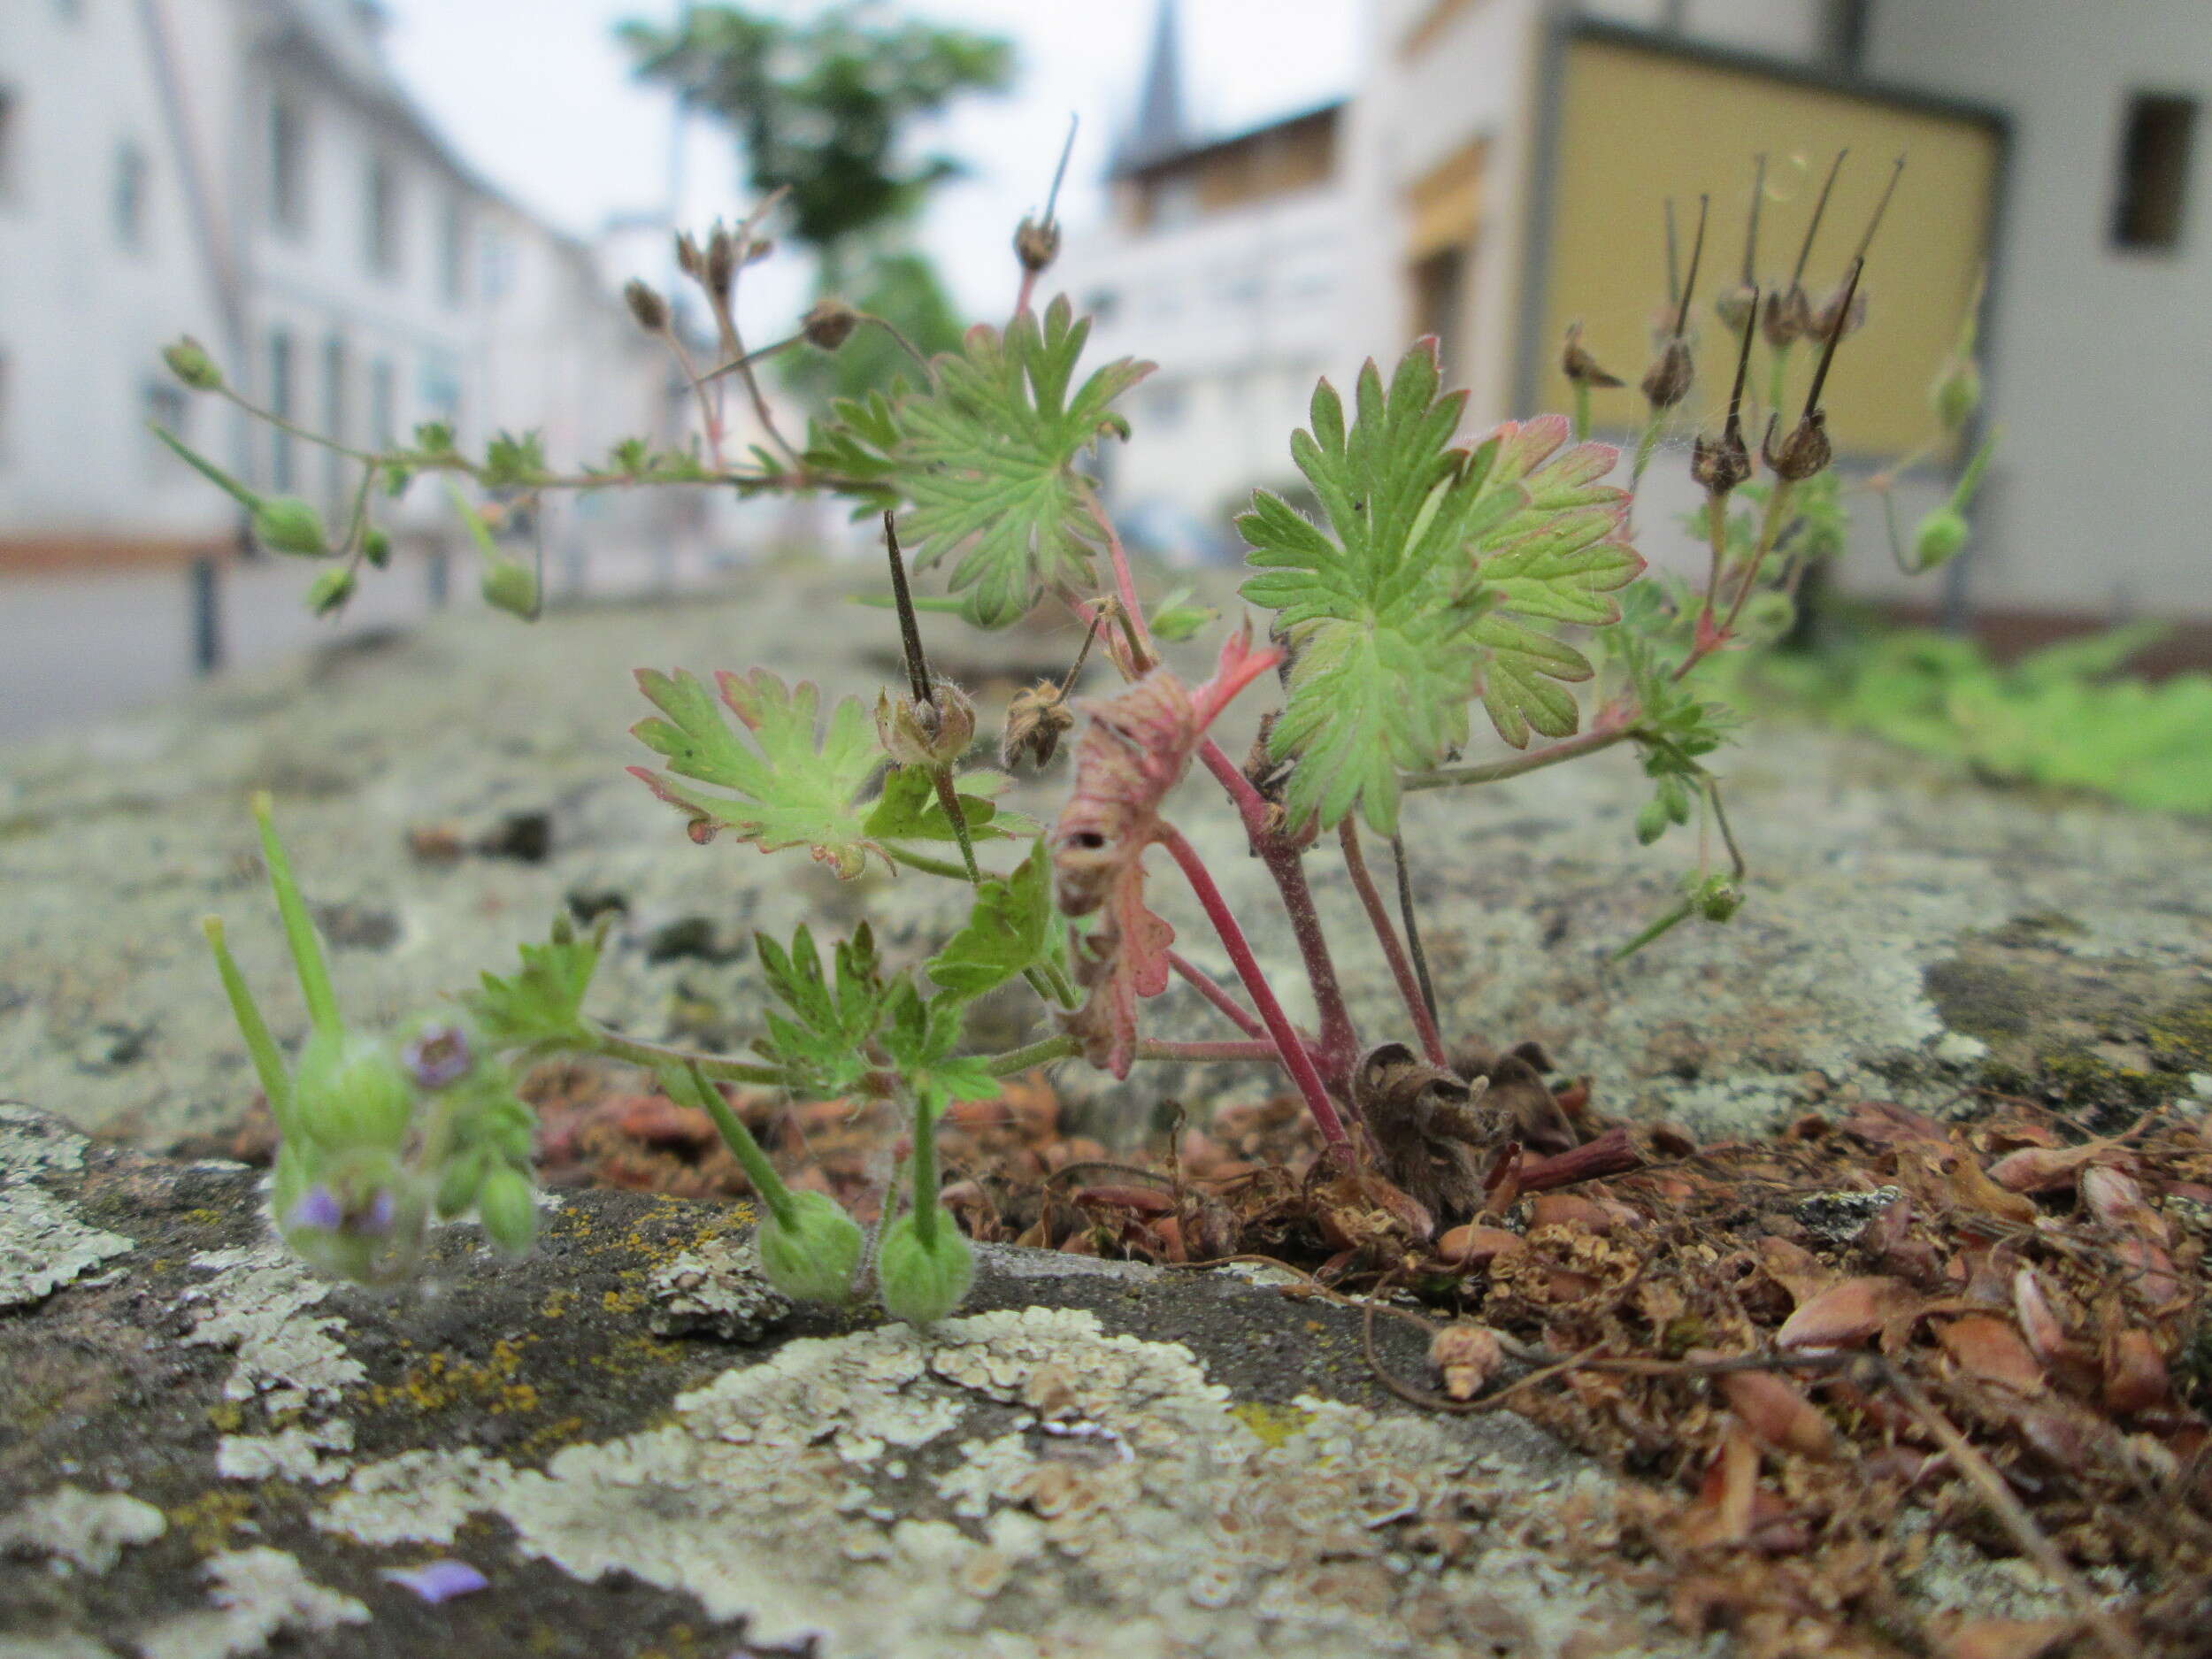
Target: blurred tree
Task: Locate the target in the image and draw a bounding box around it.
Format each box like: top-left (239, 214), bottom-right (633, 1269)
top-left (620, 3), bottom-right (1013, 399)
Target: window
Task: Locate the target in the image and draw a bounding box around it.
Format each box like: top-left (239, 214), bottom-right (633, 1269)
top-left (365, 155), bottom-right (399, 276)
top-left (418, 349), bottom-right (461, 428)
top-left (269, 96), bottom-right (306, 234)
top-left (144, 380), bottom-right (188, 480)
top-left (480, 227), bottom-right (515, 303)
top-left (267, 328), bottom-right (296, 491)
top-left (113, 139), bottom-right (149, 250)
top-left (2112, 92), bottom-right (2197, 251)
top-left (369, 357), bottom-right (396, 447)
top-left (439, 194), bottom-right (468, 304)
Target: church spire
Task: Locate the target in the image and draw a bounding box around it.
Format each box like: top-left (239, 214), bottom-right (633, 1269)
top-left (1118, 0), bottom-right (1187, 172)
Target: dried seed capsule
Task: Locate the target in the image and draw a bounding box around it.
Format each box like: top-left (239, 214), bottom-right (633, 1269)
top-left (1640, 338), bottom-right (1694, 410)
top-left (1763, 410), bottom-right (1832, 481)
top-left (624, 279), bottom-right (669, 334)
top-left (1002, 680), bottom-right (1076, 769)
top-left (1560, 323), bottom-right (1623, 388)
top-left (1691, 428), bottom-right (1751, 495)
top-left (1013, 215), bottom-right (1062, 274)
top-left (802, 296), bottom-right (860, 351)
top-left (876, 681), bottom-right (977, 769)
top-left (704, 223), bottom-right (738, 297)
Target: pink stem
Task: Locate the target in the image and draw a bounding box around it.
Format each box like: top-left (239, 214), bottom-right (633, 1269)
top-left (1337, 818), bottom-right (1447, 1065)
top-left (1159, 825), bottom-right (1351, 1157)
top-left (1168, 949), bottom-right (1271, 1041)
top-left (1011, 268), bottom-right (1040, 321)
top-left (1144, 1038), bottom-right (1284, 1064)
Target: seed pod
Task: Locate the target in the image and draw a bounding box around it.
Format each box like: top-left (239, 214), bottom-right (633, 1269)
top-left (475, 1164), bottom-right (537, 1256)
top-left (672, 231), bottom-right (703, 279)
top-left (253, 497), bottom-right (329, 557)
top-left (704, 223), bottom-right (738, 298)
top-left (1913, 507), bottom-right (1970, 571)
top-left (294, 1030), bottom-right (413, 1150)
top-left (1932, 356), bottom-right (1982, 434)
top-left (1640, 339), bottom-right (1694, 410)
top-left (802, 296), bottom-right (861, 351)
top-left (1762, 285), bottom-right (1811, 348)
top-left (1013, 215), bottom-right (1061, 274)
top-left (480, 559), bottom-right (538, 618)
top-left (1694, 876), bottom-right (1744, 924)
top-left (1812, 277), bottom-right (1869, 342)
top-left (1002, 680), bottom-right (1076, 770)
top-left (756, 1188), bottom-right (865, 1304)
top-left (435, 1148), bottom-right (489, 1218)
top-left (163, 336), bottom-right (224, 392)
top-left (1691, 429), bottom-right (1751, 495)
top-left (1712, 280), bottom-right (1758, 335)
top-left (877, 1208), bottom-right (975, 1325)
top-left (1763, 410), bottom-right (1832, 482)
top-left (362, 526), bottom-right (392, 568)
top-left (623, 278), bottom-right (668, 334)
top-left (877, 681), bottom-right (977, 769)
top-left (1561, 323), bottom-right (1623, 388)
top-left (1635, 795), bottom-right (1671, 846)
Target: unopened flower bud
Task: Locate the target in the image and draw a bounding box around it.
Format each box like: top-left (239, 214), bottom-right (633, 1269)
top-left (802, 297), bottom-right (860, 351)
top-left (672, 231), bottom-right (703, 279)
top-left (877, 682), bottom-right (977, 768)
top-left (305, 567), bottom-right (356, 617)
top-left (704, 224), bottom-right (738, 297)
top-left (1560, 324), bottom-right (1622, 388)
top-left (252, 497), bottom-right (329, 557)
top-left (1013, 216), bottom-right (1061, 274)
top-left (1913, 507), bottom-right (1970, 571)
top-left (362, 527), bottom-right (392, 568)
top-left (1640, 339), bottom-right (1694, 410)
top-left (475, 1164), bottom-right (537, 1256)
top-left (756, 1189), bottom-right (864, 1304)
top-left (1763, 410), bottom-right (1832, 481)
top-left (480, 559), bottom-right (538, 618)
top-left (1694, 876), bottom-right (1743, 923)
top-left (434, 1148), bottom-right (488, 1218)
top-left (1429, 1322), bottom-right (1505, 1402)
top-left (1001, 681), bottom-right (1075, 770)
top-left (877, 1208), bottom-right (973, 1325)
top-left (624, 279), bottom-right (669, 334)
top-left (164, 336), bottom-right (224, 392)
top-left (295, 1029), bottom-right (413, 1150)
top-left (1634, 795), bottom-right (1671, 847)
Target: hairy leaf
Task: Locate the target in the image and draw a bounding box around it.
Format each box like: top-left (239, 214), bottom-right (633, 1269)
top-left (750, 923), bottom-right (888, 1097)
top-left (1462, 417), bottom-right (1645, 749)
top-left (879, 980), bottom-right (998, 1120)
top-left (466, 916), bottom-right (603, 1054)
top-left (1238, 342), bottom-right (1519, 833)
top-left (860, 765), bottom-right (1033, 845)
top-left (895, 295), bottom-right (1153, 627)
top-left (927, 839), bottom-right (1064, 1000)
top-left (628, 668), bottom-right (890, 877)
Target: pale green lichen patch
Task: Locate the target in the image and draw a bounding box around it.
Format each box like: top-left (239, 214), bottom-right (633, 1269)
top-left (134, 1547), bottom-right (367, 1659)
top-left (214, 1420), bottom-right (356, 1486)
top-left (319, 1305), bottom-right (1690, 1658)
top-left (0, 1484), bottom-right (166, 1574)
top-left (0, 1185), bottom-right (133, 1310)
top-left (180, 1244), bottom-right (364, 1414)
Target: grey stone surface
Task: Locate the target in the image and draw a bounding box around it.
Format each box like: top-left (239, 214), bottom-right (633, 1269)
top-left (4, 575), bottom-right (2208, 1155)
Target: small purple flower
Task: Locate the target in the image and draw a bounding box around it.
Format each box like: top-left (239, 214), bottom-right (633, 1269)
top-left (403, 1024), bottom-right (473, 1090)
top-left (382, 1559), bottom-right (488, 1603)
top-left (287, 1185), bottom-right (343, 1232)
top-left (359, 1188), bottom-right (398, 1236)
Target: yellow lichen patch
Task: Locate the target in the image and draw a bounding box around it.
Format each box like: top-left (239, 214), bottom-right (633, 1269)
top-left (168, 1488), bottom-right (255, 1553)
top-left (517, 1413), bottom-right (591, 1460)
top-left (205, 1400), bottom-right (244, 1433)
top-left (538, 1287), bottom-right (575, 1319)
top-left (369, 1337), bottom-right (540, 1416)
top-left (601, 1287), bottom-right (645, 1317)
top-left (1230, 1402), bottom-right (1313, 1449)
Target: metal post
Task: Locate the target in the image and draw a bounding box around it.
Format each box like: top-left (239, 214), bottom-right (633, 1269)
top-left (188, 553), bottom-right (223, 675)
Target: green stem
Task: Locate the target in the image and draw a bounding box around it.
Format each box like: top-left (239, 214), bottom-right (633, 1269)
top-left (250, 793), bottom-right (342, 1044)
top-left (1402, 726), bottom-right (1631, 793)
top-left (987, 1034), bottom-right (1078, 1075)
top-left (1571, 380), bottom-right (1593, 444)
top-left (150, 425), bottom-right (261, 510)
top-left (884, 843), bottom-right (980, 881)
top-left (583, 1021), bottom-right (786, 1086)
top-left (200, 916), bottom-right (294, 1133)
top-left (928, 767), bottom-right (983, 884)
top-left (910, 1094), bottom-right (941, 1247)
top-left (661, 1062), bottom-right (797, 1230)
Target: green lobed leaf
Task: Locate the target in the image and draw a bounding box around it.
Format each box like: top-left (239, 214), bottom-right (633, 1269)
top-left (891, 295), bottom-right (1153, 628)
top-left (878, 980), bottom-right (998, 1120)
top-left (1237, 342), bottom-right (1520, 833)
top-left (926, 839), bottom-right (1065, 1000)
top-left (859, 765), bottom-right (1033, 845)
top-left (749, 923), bottom-right (888, 1098)
top-left (465, 915), bottom-right (604, 1054)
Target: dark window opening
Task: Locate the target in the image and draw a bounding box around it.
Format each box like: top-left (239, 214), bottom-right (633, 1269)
top-left (2112, 92), bottom-right (2196, 251)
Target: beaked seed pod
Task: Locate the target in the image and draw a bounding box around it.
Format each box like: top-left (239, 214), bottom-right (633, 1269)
top-left (1763, 411), bottom-right (1832, 482)
top-left (755, 1190), bottom-right (864, 1304)
top-left (1812, 278), bottom-right (1869, 342)
top-left (1762, 285), bottom-right (1812, 348)
top-left (164, 336), bottom-right (224, 392)
top-left (1635, 795), bottom-right (1671, 846)
top-left (1560, 323), bottom-right (1623, 388)
top-left (876, 682), bottom-right (977, 769)
top-left (294, 1029), bottom-right (413, 1150)
top-left (1913, 507), bottom-right (1970, 571)
top-left (305, 567), bottom-right (356, 617)
top-left (623, 279), bottom-right (669, 334)
top-left (252, 497), bottom-right (329, 557)
top-left (1001, 680), bottom-right (1075, 770)
top-left (1713, 281), bottom-right (1758, 336)
top-left (362, 527), bottom-right (392, 568)
top-left (1932, 357), bottom-right (1982, 434)
top-left (802, 297), bottom-right (860, 351)
top-left (704, 224), bottom-right (738, 298)
top-left (1695, 877), bottom-right (1744, 923)
top-left (1640, 339), bottom-right (1694, 410)
top-left (1013, 215), bottom-right (1062, 274)
top-left (876, 1208), bottom-right (974, 1325)
top-left (480, 559), bottom-right (538, 618)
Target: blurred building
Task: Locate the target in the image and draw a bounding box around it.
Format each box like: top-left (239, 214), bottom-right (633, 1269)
top-left (0, 0), bottom-right (669, 570)
top-left (1071, 0), bottom-right (2212, 649)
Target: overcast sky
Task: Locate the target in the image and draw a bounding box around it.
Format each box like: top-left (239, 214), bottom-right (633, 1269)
top-left (382, 0), bottom-right (1359, 320)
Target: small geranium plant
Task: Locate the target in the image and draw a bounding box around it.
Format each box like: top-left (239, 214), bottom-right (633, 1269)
top-left (166, 151), bottom-right (1993, 1321)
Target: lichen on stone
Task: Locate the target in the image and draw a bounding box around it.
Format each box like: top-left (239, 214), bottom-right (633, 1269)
top-left (0, 1184), bottom-right (133, 1310)
top-left (0, 1484), bottom-right (165, 1574)
top-left (180, 1243), bottom-right (365, 1413)
top-left (318, 1304), bottom-right (1694, 1657)
top-left (134, 1547), bottom-right (368, 1659)
top-left (214, 1419), bottom-right (356, 1485)
top-left (647, 1235), bottom-right (795, 1342)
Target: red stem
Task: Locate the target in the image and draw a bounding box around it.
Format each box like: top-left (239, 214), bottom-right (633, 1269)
top-left (1337, 819), bottom-right (1447, 1065)
top-left (1159, 824), bottom-right (1351, 1157)
top-left (1011, 268), bottom-right (1040, 321)
top-left (1168, 949), bottom-right (1271, 1041)
top-left (1144, 1038), bottom-right (1284, 1064)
